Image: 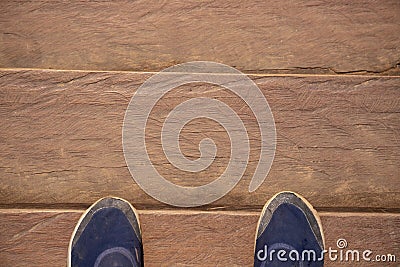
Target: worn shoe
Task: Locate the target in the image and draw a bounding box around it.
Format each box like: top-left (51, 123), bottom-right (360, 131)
top-left (254, 192), bottom-right (325, 267)
top-left (68, 197), bottom-right (143, 267)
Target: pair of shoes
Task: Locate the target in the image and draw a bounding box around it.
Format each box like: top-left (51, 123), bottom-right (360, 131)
top-left (68, 192), bottom-right (324, 267)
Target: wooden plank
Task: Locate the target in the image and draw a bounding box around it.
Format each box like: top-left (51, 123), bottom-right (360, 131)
top-left (0, 1), bottom-right (399, 74)
top-left (0, 209), bottom-right (398, 266)
top-left (0, 69), bottom-right (399, 210)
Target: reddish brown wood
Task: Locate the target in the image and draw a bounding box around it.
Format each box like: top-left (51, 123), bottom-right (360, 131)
top-left (0, 209), bottom-right (398, 266)
top-left (0, 1), bottom-right (399, 74)
top-left (0, 70), bottom-right (399, 210)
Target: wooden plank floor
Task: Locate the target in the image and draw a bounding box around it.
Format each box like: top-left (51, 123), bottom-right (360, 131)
top-left (0, 209), bottom-right (399, 266)
top-left (0, 69), bottom-right (398, 266)
top-left (1, 1), bottom-right (399, 266)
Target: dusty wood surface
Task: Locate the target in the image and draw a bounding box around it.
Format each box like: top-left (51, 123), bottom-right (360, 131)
top-left (0, 69), bottom-right (399, 210)
top-left (0, 209), bottom-right (398, 266)
top-left (0, 1), bottom-right (399, 74)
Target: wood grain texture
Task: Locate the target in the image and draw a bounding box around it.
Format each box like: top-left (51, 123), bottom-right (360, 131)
top-left (0, 69), bottom-right (399, 210)
top-left (0, 0), bottom-right (399, 74)
top-left (0, 209), bottom-right (398, 266)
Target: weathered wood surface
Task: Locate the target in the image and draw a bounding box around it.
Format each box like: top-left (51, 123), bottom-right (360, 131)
top-left (0, 1), bottom-right (399, 74)
top-left (0, 69), bottom-right (399, 210)
top-left (0, 209), bottom-right (398, 266)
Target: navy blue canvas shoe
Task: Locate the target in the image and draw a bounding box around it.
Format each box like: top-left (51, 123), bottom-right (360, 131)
top-left (68, 197), bottom-right (143, 267)
top-left (254, 192), bottom-right (325, 267)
